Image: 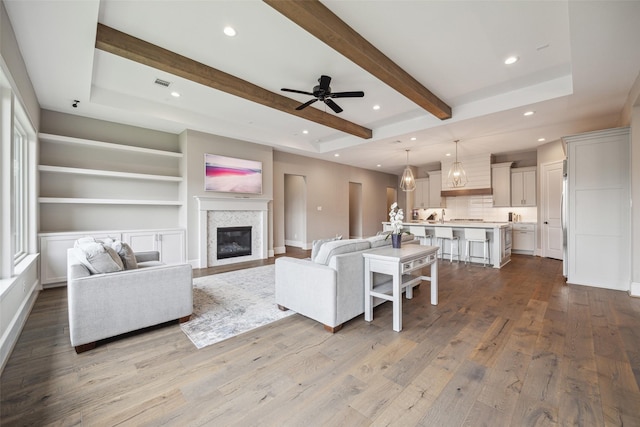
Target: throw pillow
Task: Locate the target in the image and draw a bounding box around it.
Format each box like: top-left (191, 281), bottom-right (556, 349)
top-left (109, 240), bottom-right (138, 270)
top-left (311, 235), bottom-right (342, 261)
top-left (74, 237), bottom-right (124, 274)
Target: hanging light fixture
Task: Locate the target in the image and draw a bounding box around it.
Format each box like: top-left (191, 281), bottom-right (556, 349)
top-left (400, 149), bottom-right (416, 192)
top-left (447, 140), bottom-right (467, 188)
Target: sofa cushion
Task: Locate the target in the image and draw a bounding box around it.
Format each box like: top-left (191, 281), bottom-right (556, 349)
top-left (311, 235), bottom-right (342, 261)
top-left (74, 237), bottom-right (124, 274)
top-left (313, 239), bottom-right (370, 265)
top-left (366, 234), bottom-right (391, 248)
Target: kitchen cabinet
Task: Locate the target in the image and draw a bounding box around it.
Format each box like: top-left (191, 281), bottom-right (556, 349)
top-left (413, 178), bottom-right (429, 209)
top-left (563, 127), bottom-right (630, 291)
top-left (428, 171), bottom-right (444, 208)
top-left (511, 167), bottom-right (536, 206)
top-left (512, 223), bottom-right (535, 254)
top-left (491, 162), bottom-right (513, 207)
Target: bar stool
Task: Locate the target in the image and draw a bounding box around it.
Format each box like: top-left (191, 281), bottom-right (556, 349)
top-left (435, 227), bottom-right (460, 262)
top-left (464, 228), bottom-right (490, 266)
top-left (409, 226), bottom-right (432, 246)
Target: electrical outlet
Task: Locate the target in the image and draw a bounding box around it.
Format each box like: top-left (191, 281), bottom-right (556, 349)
top-left (22, 280), bottom-right (27, 293)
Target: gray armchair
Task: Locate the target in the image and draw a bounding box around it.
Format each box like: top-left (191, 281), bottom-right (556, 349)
top-left (67, 248), bottom-right (193, 353)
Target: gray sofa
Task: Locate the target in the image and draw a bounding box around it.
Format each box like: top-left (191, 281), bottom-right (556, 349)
top-left (67, 245), bottom-right (193, 353)
top-left (275, 233), bottom-right (414, 332)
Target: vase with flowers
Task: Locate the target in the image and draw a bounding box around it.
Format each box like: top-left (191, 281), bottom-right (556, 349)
top-left (388, 202), bottom-right (405, 248)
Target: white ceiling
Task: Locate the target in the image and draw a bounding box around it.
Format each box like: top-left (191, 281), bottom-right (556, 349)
top-left (4, 0), bottom-right (640, 175)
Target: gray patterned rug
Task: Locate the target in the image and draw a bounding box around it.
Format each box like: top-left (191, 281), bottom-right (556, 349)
top-left (180, 264), bottom-right (293, 349)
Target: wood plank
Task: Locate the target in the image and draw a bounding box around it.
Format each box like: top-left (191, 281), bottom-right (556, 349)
top-left (263, 0), bottom-right (452, 120)
top-left (95, 24), bottom-right (373, 139)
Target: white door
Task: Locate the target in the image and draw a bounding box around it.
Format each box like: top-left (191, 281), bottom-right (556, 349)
top-left (541, 161), bottom-right (563, 259)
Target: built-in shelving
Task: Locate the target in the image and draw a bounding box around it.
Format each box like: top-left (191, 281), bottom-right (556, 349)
top-left (38, 132), bottom-right (184, 233)
top-left (38, 133), bottom-right (183, 158)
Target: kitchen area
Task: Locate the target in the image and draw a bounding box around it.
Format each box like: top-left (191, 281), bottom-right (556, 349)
top-left (386, 152), bottom-right (539, 268)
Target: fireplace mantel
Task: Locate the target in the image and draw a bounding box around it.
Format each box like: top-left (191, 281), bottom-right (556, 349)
top-left (195, 196), bottom-right (271, 268)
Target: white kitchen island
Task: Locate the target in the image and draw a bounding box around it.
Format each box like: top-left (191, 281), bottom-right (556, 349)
top-left (382, 221), bottom-right (512, 268)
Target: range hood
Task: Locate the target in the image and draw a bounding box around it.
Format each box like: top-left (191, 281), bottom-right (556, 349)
top-left (440, 153), bottom-right (493, 197)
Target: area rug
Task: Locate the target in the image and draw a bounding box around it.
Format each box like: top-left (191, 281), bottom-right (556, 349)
top-left (180, 264), bottom-right (293, 349)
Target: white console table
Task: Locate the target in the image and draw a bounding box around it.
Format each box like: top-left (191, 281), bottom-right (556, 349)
top-left (363, 245), bottom-right (439, 332)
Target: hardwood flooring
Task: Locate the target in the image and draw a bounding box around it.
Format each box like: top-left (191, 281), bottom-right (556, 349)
top-left (2, 252), bottom-right (640, 426)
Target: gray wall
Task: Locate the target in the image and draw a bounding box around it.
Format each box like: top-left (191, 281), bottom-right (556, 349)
top-left (180, 129), bottom-right (274, 264)
top-left (273, 151), bottom-right (398, 252)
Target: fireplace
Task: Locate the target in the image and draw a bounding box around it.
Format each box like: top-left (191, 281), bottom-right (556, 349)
top-left (217, 226), bottom-right (252, 260)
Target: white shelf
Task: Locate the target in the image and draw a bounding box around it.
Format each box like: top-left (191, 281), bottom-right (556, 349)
top-left (39, 198), bottom-right (182, 206)
top-left (38, 133), bottom-right (183, 158)
top-left (38, 165), bottom-right (183, 182)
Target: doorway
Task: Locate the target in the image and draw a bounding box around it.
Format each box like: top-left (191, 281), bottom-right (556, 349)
top-left (284, 174), bottom-right (307, 248)
top-left (349, 182), bottom-right (363, 239)
top-left (541, 160), bottom-right (563, 259)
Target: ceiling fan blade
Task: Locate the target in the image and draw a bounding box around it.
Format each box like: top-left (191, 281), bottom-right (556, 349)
top-left (282, 88), bottom-right (314, 96)
top-left (324, 98), bottom-right (343, 113)
top-left (331, 91), bottom-right (365, 98)
top-left (295, 98), bottom-right (318, 110)
top-left (319, 75), bottom-right (331, 92)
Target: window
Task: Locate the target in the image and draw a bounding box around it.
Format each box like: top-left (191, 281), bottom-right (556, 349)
top-left (13, 120), bottom-right (28, 264)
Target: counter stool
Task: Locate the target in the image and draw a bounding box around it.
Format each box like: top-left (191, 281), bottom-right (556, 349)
top-left (409, 225), bottom-right (433, 246)
top-left (435, 227), bottom-right (459, 262)
top-left (464, 228), bottom-right (490, 266)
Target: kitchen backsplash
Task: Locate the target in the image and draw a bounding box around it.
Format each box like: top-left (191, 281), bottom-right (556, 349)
top-left (414, 195), bottom-right (537, 223)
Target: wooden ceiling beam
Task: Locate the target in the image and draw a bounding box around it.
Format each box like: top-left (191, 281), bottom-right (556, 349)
top-left (95, 23), bottom-right (372, 139)
top-left (263, 0), bottom-right (452, 120)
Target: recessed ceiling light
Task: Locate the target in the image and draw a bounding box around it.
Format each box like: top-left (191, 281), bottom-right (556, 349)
top-left (302, 130), bottom-right (309, 134)
top-left (445, 153), bottom-right (451, 157)
top-left (504, 56), bottom-right (519, 65)
top-left (373, 105), bottom-right (381, 110)
top-left (334, 153), bottom-right (340, 157)
top-left (410, 137), bottom-right (417, 141)
top-left (538, 137), bottom-right (546, 142)
top-left (223, 26), bottom-right (237, 37)
top-left (523, 111), bottom-right (535, 116)
top-left (376, 164), bottom-right (382, 168)
top-left (170, 91), bottom-right (181, 98)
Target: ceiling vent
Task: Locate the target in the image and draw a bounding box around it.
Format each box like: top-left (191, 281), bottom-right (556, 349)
top-left (154, 78), bottom-right (171, 87)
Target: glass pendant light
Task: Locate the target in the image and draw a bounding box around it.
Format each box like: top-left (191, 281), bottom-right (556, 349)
top-left (400, 149), bottom-right (416, 192)
top-left (447, 140), bottom-right (467, 188)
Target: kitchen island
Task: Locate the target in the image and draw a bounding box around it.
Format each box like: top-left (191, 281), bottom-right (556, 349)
top-left (382, 221), bottom-right (512, 268)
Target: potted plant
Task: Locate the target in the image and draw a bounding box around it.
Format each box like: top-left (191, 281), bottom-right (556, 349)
top-left (388, 202), bottom-right (406, 248)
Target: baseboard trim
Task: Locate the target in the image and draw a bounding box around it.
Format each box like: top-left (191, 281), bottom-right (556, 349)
top-left (268, 249), bottom-right (274, 258)
top-left (630, 281), bottom-right (640, 297)
top-left (274, 246), bottom-right (286, 255)
top-left (1, 278), bottom-right (39, 374)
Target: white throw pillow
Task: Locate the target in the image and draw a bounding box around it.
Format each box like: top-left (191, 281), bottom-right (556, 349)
top-left (311, 235), bottom-right (342, 261)
top-left (313, 239), bottom-right (370, 265)
top-left (74, 237), bottom-right (124, 274)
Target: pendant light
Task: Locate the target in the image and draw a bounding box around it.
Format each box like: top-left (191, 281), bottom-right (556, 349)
top-left (447, 140), bottom-right (467, 188)
top-left (400, 149), bottom-right (416, 192)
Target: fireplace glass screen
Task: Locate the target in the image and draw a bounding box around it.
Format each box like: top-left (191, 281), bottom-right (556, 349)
top-left (217, 226), bottom-right (252, 259)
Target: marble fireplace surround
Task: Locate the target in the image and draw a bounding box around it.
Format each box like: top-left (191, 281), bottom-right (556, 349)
top-left (195, 197), bottom-right (271, 268)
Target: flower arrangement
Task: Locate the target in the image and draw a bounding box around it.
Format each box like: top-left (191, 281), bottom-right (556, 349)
top-left (388, 202), bottom-right (404, 234)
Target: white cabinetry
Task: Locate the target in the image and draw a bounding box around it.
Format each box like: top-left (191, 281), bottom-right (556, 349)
top-left (122, 229), bottom-right (185, 264)
top-left (491, 163), bottom-right (512, 207)
top-left (428, 171), bottom-right (444, 208)
top-left (511, 167), bottom-right (536, 206)
top-left (563, 127), bottom-right (630, 291)
top-left (512, 223), bottom-right (535, 255)
top-left (413, 178), bottom-right (429, 209)
top-left (39, 228), bottom-right (186, 287)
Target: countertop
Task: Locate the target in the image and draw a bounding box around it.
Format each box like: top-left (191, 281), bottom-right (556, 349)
top-left (383, 221), bottom-right (511, 229)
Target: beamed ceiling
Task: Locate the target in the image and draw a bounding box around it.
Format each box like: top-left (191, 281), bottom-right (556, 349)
top-left (4, 0), bottom-right (640, 175)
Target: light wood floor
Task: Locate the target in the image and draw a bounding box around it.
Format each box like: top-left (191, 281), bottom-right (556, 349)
top-left (2, 252), bottom-right (640, 426)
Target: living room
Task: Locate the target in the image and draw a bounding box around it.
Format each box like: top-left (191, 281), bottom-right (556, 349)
top-left (2, 1), bottom-right (640, 424)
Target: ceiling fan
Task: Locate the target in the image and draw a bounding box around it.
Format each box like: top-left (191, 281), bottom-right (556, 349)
top-left (281, 75), bottom-right (364, 114)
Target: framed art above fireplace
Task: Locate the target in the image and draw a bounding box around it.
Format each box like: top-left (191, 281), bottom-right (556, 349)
top-left (204, 153), bottom-right (262, 194)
